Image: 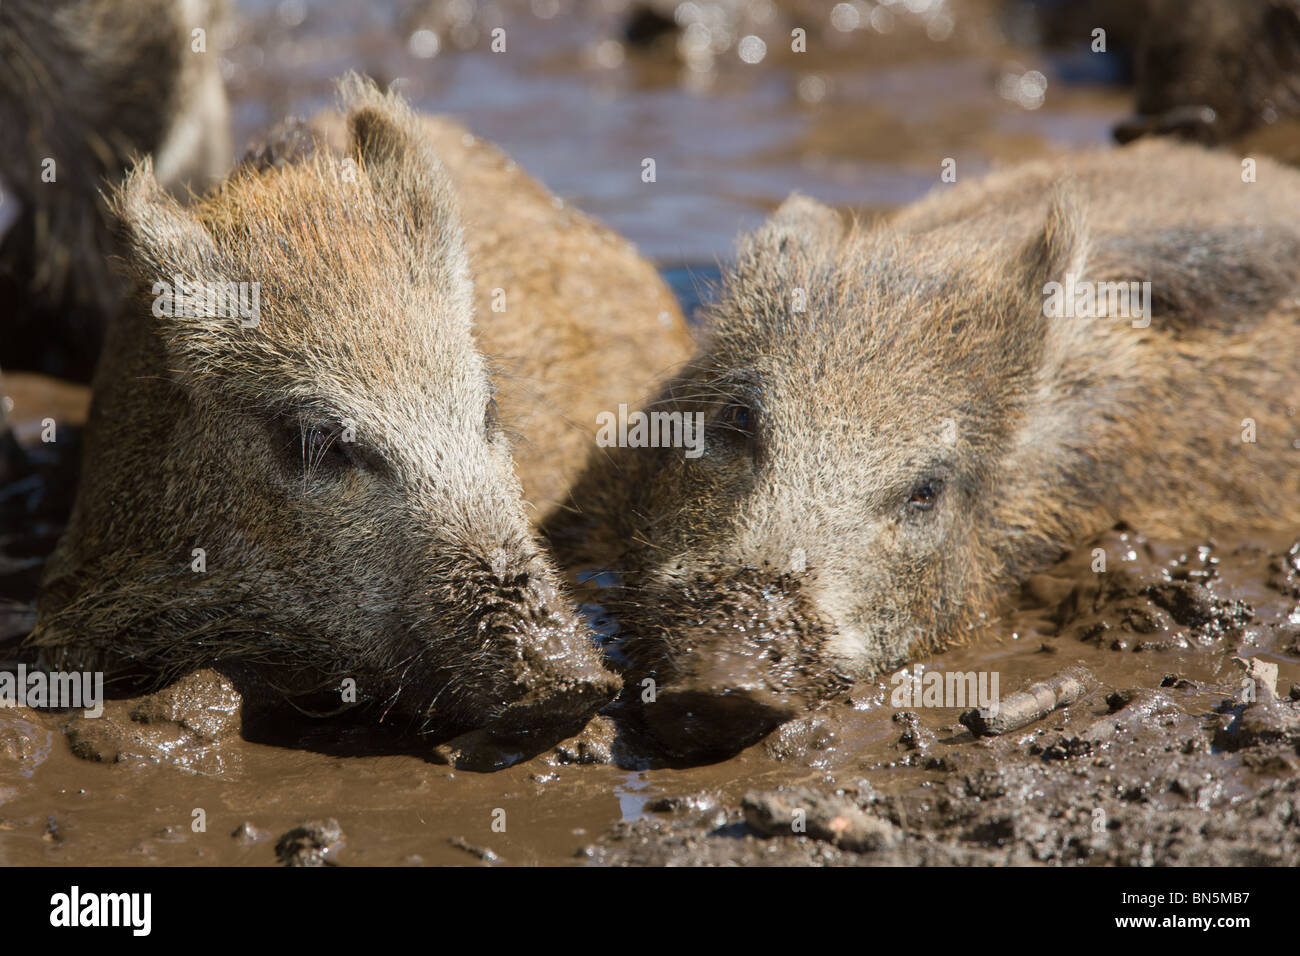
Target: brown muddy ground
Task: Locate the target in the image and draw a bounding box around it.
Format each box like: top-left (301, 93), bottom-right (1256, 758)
top-left (590, 530), bottom-right (1300, 866)
top-left (5, 2), bottom-right (1298, 867)
top-left (4, 380), bottom-right (1298, 867)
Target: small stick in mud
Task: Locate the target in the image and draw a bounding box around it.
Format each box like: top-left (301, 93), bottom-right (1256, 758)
top-left (959, 667), bottom-right (1092, 737)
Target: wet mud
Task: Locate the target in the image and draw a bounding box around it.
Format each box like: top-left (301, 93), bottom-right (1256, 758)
top-left (588, 528), bottom-right (1300, 866)
top-left (4, 403), bottom-right (1298, 866)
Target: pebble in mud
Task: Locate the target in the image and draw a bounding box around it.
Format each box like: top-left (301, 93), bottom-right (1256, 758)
top-left (1230, 700), bottom-right (1300, 752)
top-left (761, 712), bottom-right (839, 762)
top-left (127, 669), bottom-right (242, 742)
top-left (892, 711), bottom-right (934, 753)
top-left (447, 836), bottom-right (501, 864)
top-left (1267, 542), bottom-right (1300, 598)
top-left (1214, 659), bottom-right (1300, 751)
top-left (231, 822), bottom-right (271, 845)
top-left (742, 787), bottom-right (902, 853)
top-left (275, 819), bottom-right (345, 867)
top-left (546, 714), bottom-right (618, 765)
top-left (645, 792), bottom-right (719, 814)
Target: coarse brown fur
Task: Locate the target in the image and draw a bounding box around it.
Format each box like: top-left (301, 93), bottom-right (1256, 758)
top-left (418, 116), bottom-right (694, 515)
top-left (299, 108), bottom-right (695, 516)
top-left (26, 79), bottom-right (692, 740)
top-left (548, 139), bottom-right (1300, 758)
top-left (0, 0), bottom-right (231, 380)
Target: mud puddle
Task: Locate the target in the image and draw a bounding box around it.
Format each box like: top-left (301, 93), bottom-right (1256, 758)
top-left (590, 529), bottom-right (1300, 865)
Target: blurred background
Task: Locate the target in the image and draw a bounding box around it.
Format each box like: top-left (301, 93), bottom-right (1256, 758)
top-left (222, 0), bottom-right (1135, 278)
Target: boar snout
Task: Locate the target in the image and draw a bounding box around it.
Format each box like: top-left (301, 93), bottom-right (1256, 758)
top-left (396, 539), bottom-right (622, 735)
top-left (456, 585), bottom-right (621, 733)
top-left (490, 633), bottom-right (622, 733)
top-left (618, 567), bottom-right (853, 761)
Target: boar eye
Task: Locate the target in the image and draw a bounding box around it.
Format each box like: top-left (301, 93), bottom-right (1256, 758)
top-left (302, 423), bottom-right (350, 472)
top-left (274, 414), bottom-right (361, 478)
top-left (484, 396), bottom-right (500, 437)
top-left (719, 401), bottom-right (755, 436)
top-left (907, 479), bottom-right (943, 513)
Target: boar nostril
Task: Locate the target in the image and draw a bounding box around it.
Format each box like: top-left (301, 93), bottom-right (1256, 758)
top-left (640, 685), bottom-right (799, 762)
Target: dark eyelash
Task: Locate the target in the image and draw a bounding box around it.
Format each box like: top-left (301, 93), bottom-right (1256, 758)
top-left (713, 380), bottom-right (764, 435)
top-left (301, 422), bottom-right (347, 473)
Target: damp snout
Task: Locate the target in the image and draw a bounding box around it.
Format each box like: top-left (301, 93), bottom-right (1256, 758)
top-left (491, 651), bottom-right (621, 733)
top-left (619, 566), bottom-right (847, 761)
top-left (482, 616), bottom-right (622, 734)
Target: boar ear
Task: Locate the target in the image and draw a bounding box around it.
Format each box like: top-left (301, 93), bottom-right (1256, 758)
top-left (110, 161), bottom-right (254, 381)
top-left (340, 74), bottom-right (469, 292)
top-left (738, 193), bottom-right (845, 268)
top-left (1019, 187), bottom-right (1089, 294)
top-left (109, 158), bottom-right (221, 285)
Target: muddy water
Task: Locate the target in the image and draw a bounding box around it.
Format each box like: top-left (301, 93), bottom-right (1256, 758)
top-left (6, 2), bottom-right (1296, 866)
top-left (221, 0), bottom-right (1130, 262)
top-left (593, 531), bottom-right (1300, 865)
